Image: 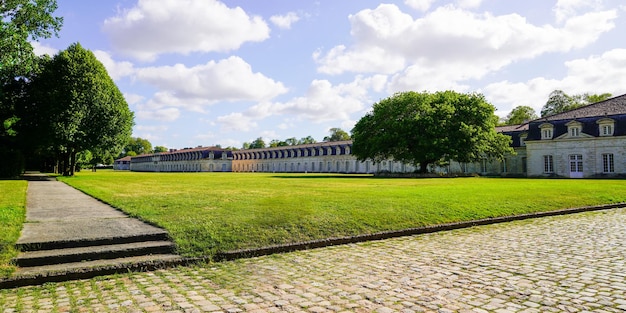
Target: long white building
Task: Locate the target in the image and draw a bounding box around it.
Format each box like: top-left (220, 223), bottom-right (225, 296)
top-left (122, 93), bottom-right (626, 178)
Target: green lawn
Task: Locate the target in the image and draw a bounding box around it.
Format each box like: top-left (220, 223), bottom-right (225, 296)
top-left (0, 180), bottom-right (27, 278)
top-left (56, 171), bottom-right (626, 259)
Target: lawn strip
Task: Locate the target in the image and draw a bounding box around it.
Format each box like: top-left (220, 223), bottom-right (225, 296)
top-left (59, 171), bottom-right (626, 258)
top-left (0, 180), bottom-right (28, 279)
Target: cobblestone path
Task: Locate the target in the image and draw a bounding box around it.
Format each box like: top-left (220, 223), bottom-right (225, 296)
top-left (2, 208), bottom-right (625, 313)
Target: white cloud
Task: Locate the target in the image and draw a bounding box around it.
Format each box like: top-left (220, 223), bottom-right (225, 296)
top-left (103, 0), bottom-right (270, 61)
top-left (483, 49), bottom-right (626, 116)
top-left (315, 4), bottom-right (617, 93)
top-left (135, 57), bottom-right (287, 109)
top-left (93, 50), bottom-right (135, 80)
top-left (30, 41), bottom-right (57, 56)
top-left (216, 112), bottom-right (257, 132)
top-left (135, 125), bottom-right (169, 132)
top-left (136, 107), bottom-right (181, 121)
top-left (554, 0), bottom-right (602, 23)
top-left (270, 12), bottom-right (300, 29)
top-left (123, 93), bottom-right (144, 106)
top-left (457, 0), bottom-right (482, 9)
top-left (404, 0), bottom-right (437, 12)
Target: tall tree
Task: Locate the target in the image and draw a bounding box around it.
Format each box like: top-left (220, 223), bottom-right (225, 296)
top-left (352, 91), bottom-right (513, 173)
top-left (505, 106), bottom-right (538, 125)
top-left (323, 128), bottom-right (350, 142)
top-left (541, 90), bottom-right (613, 117)
top-left (0, 0), bottom-right (62, 177)
top-left (153, 146), bottom-right (168, 153)
top-left (248, 137), bottom-right (266, 149)
top-left (121, 137), bottom-right (153, 157)
top-left (24, 43), bottom-right (134, 176)
top-left (298, 136), bottom-right (317, 145)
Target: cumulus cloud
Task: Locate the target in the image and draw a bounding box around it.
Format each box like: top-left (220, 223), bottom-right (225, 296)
top-left (103, 0), bottom-right (270, 61)
top-left (136, 107), bottom-right (181, 121)
top-left (135, 56), bottom-right (287, 108)
top-left (315, 4), bottom-right (617, 93)
top-left (554, 0), bottom-right (602, 23)
top-left (93, 50), bottom-right (135, 80)
top-left (270, 12), bottom-right (300, 29)
top-left (404, 0), bottom-right (437, 12)
top-left (216, 112), bottom-right (258, 132)
top-left (483, 49), bottom-right (626, 116)
top-left (31, 41), bottom-right (58, 56)
top-left (215, 75), bottom-right (386, 134)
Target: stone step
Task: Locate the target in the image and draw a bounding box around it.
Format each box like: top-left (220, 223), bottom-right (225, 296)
top-left (14, 241), bottom-right (177, 267)
top-left (13, 254), bottom-right (184, 278)
top-left (16, 231), bottom-right (171, 252)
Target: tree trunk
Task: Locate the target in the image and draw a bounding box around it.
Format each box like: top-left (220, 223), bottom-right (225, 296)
top-left (69, 149), bottom-right (76, 176)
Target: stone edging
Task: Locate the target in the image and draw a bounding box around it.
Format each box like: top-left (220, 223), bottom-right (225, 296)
top-left (1, 202), bottom-right (624, 289)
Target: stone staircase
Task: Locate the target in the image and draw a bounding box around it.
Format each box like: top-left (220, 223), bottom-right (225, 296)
top-left (13, 231), bottom-right (181, 277)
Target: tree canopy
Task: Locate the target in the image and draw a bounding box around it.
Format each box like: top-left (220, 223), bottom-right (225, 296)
top-left (541, 90), bottom-right (612, 117)
top-left (0, 0), bottom-right (62, 177)
top-left (23, 43), bottom-right (134, 176)
top-left (323, 128), bottom-right (350, 142)
top-left (120, 137), bottom-right (153, 157)
top-left (504, 106), bottom-right (537, 125)
top-left (351, 91), bottom-right (513, 173)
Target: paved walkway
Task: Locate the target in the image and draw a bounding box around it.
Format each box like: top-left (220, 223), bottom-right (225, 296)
top-left (2, 206), bottom-right (625, 312)
top-left (12, 174), bottom-right (179, 277)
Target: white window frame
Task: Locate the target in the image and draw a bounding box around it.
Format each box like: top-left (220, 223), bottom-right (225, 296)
top-left (602, 153), bottom-right (614, 173)
top-left (543, 155), bottom-right (554, 173)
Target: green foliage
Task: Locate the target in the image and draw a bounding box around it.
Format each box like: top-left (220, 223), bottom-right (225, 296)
top-left (0, 0), bottom-right (63, 77)
top-left (269, 136), bottom-right (317, 147)
top-left (352, 91), bottom-right (513, 173)
top-left (24, 43), bottom-right (134, 175)
top-left (541, 90), bottom-right (613, 117)
top-left (505, 106), bottom-right (537, 125)
top-left (0, 180), bottom-right (27, 278)
top-left (153, 146), bottom-right (168, 153)
top-left (323, 128), bottom-right (350, 142)
top-left (58, 172), bottom-right (626, 258)
top-left (121, 137), bottom-right (152, 157)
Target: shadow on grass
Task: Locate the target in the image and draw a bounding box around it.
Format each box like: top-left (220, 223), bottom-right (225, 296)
top-left (271, 174), bottom-right (375, 179)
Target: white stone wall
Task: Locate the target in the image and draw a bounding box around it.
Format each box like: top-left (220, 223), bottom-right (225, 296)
top-left (526, 137), bottom-right (626, 177)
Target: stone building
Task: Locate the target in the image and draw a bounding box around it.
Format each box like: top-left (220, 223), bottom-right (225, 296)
top-left (113, 156), bottom-right (132, 170)
top-left (524, 94), bottom-right (626, 178)
top-left (125, 93), bottom-right (626, 178)
top-left (130, 146), bottom-right (233, 172)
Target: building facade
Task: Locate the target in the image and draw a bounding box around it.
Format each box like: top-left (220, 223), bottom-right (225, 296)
top-left (119, 94), bottom-right (626, 178)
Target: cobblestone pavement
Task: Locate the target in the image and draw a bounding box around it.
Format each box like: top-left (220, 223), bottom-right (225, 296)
top-left (2, 208), bottom-right (626, 313)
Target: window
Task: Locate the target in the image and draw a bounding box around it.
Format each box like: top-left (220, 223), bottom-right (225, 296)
top-left (519, 134), bottom-right (527, 146)
top-left (501, 158), bottom-right (508, 173)
top-left (569, 154), bottom-right (583, 173)
top-left (543, 155), bottom-right (554, 173)
top-left (602, 153), bottom-right (614, 173)
top-left (597, 118), bottom-right (615, 137)
top-left (570, 127), bottom-right (580, 137)
top-left (522, 157), bottom-right (527, 173)
top-left (540, 123), bottom-right (554, 140)
top-left (480, 158), bottom-right (488, 173)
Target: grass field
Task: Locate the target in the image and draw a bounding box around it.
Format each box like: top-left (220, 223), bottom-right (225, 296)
top-left (0, 180), bottom-right (27, 278)
top-left (53, 171), bottom-right (626, 259)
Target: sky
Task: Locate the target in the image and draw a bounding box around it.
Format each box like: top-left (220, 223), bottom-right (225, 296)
top-left (32, 0), bottom-right (626, 150)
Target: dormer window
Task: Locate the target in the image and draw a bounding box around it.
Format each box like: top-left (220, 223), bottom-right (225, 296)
top-left (565, 120), bottom-right (583, 138)
top-left (540, 123), bottom-right (554, 140)
top-left (597, 118), bottom-right (615, 137)
top-left (519, 133), bottom-right (527, 146)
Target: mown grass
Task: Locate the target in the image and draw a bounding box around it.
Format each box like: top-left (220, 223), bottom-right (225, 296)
top-left (57, 171), bottom-right (626, 258)
top-left (0, 180), bottom-right (27, 278)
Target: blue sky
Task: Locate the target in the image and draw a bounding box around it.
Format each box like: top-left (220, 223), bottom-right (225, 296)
top-left (33, 0), bottom-right (626, 149)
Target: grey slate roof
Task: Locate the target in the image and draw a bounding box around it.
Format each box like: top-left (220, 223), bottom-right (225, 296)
top-left (536, 94), bottom-right (626, 122)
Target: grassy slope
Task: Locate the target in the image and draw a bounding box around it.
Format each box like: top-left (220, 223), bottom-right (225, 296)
top-left (0, 180), bottom-right (27, 278)
top-left (58, 171), bottom-right (626, 258)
